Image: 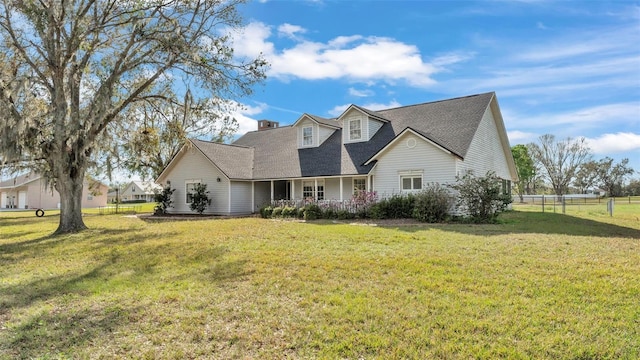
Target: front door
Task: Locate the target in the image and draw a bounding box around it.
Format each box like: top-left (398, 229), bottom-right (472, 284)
top-left (18, 191), bottom-right (27, 209)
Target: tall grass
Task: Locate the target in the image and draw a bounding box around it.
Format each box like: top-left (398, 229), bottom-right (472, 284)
top-left (0, 206), bottom-right (638, 359)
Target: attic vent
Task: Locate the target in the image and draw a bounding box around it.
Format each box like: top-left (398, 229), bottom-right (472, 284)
top-left (258, 120), bottom-right (279, 131)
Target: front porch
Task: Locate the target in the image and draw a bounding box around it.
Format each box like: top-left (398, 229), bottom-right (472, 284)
top-left (259, 175), bottom-right (374, 203)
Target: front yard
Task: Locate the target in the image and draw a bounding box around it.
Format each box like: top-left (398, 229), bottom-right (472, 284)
top-left (1, 207), bottom-right (638, 359)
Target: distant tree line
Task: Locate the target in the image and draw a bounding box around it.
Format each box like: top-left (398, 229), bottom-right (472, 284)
top-left (511, 134), bottom-right (636, 200)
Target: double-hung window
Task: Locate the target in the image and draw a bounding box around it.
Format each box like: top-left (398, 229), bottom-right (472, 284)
top-left (302, 180), bottom-right (325, 200)
top-left (353, 178), bottom-right (366, 194)
top-left (349, 118), bottom-right (362, 141)
top-left (302, 126), bottom-right (313, 146)
top-left (400, 175), bottom-right (422, 192)
top-left (186, 181), bottom-right (201, 203)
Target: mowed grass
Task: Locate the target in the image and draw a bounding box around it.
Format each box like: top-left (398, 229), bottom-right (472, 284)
top-left (0, 206), bottom-right (639, 359)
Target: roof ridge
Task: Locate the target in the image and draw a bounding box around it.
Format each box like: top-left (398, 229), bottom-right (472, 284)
top-left (378, 92), bottom-right (494, 112)
top-left (191, 138), bottom-right (254, 150)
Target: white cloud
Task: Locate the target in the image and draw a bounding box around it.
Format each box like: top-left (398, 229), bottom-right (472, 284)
top-left (277, 23), bottom-right (306, 40)
top-left (232, 102), bottom-right (269, 135)
top-left (231, 22), bottom-right (275, 59)
top-left (585, 132), bottom-right (640, 154)
top-left (328, 100), bottom-right (402, 117)
top-left (507, 130), bottom-right (538, 144)
top-left (505, 102), bottom-right (640, 130)
top-left (348, 87), bottom-right (374, 97)
top-left (232, 22), bottom-right (470, 87)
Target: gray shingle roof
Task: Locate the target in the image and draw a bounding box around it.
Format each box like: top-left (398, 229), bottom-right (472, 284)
top-left (376, 92), bottom-right (494, 158)
top-left (307, 114), bottom-right (341, 128)
top-left (190, 139), bottom-right (254, 180)
top-left (196, 92), bottom-right (496, 179)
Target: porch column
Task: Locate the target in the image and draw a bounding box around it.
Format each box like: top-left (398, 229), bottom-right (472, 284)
top-left (291, 180), bottom-right (295, 201)
top-left (339, 177), bottom-right (343, 201)
top-left (251, 182), bottom-right (255, 212)
top-left (367, 175), bottom-right (371, 191)
top-left (270, 180), bottom-right (274, 201)
top-left (314, 178), bottom-right (318, 201)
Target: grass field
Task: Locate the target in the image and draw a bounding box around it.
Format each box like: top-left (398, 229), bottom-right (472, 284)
top-left (1, 204), bottom-right (639, 359)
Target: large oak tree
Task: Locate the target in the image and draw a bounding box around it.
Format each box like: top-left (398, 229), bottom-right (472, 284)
top-left (0, 0), bottom-right (266, 234)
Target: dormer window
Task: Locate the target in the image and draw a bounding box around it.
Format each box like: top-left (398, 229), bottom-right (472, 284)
top-left (303, 126), bottom-right (313, 146)
top-left (349, 118), bottom-right (362, 141)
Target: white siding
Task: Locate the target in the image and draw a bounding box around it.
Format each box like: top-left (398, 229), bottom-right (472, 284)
top-left (162, 147), bottom-right (230, 214)
top-left (297, 119), bottom-right (317, 148)
top-left (342, 113), bottom-right (384, 144)
top-left (230, 181), bottom-right (253, 214)
top-left (297, 118), bottom-right (336, 148)
top-left (368, 119), bottom-right (383, 140)
top-left (324, 178), bottom-right (341, 199)
top-left (457, 107), bottom-right (512, 180)
top-left (254, 181), bottom-right (271, 209)
top-left (319, 126), bottom-right (335, 145)
top-left (0, 192), bottom-right (6, 208)
top-left (18, 191), bottom-right (27, 209)
top-left (371, 133), bottom-right (457, 198)
top-left (343, 115), bottom-right (365, 144)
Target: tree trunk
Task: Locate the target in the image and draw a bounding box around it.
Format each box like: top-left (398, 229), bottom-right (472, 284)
top-left (54, 168), bottom-right (88, 234)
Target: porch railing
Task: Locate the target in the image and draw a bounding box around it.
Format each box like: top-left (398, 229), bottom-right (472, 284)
top-left (269, 198), bottom-right (373, 214)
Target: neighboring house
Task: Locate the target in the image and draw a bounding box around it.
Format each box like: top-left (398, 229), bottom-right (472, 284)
top-left (156, 92), bottom-right (518, 215)
top-left (119, 181), bottom-right (162, 202)
top-left (107, 190), bottom-right (118, 203)
top-left (0, 172), bottom-right (108, 210)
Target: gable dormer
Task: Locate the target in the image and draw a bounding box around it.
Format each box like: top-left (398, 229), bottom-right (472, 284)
top-left (293, 114), bottom-right (341, 148)
top-left (339, 105), bottom-right (388, 144)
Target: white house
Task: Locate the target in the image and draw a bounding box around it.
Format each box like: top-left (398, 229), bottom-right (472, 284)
top-left (119, 181), bottom-right (162, 202)
top-left (156, 92), bottom-right (518, 215)
top-left (0, 172), bottom-right (108, 210)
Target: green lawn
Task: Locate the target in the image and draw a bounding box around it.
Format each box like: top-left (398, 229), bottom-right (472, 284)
top-left (1, 206), bottom-right (638, 359)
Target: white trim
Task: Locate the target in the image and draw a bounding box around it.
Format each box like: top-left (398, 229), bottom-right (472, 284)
top-left (228, 180), bottom-right (232, 214)
top-left (336, 105), bottom-right (389, 123)
top-left (270, 180), bottom-right (274, 201)
top-left (302, 125), bottom-right (314, 147)
top-left (398, 171), bottom-right (423, 192)
top-left (348, 118), bottom-right (362, 141)
top-left (185, 179), bottom-right (202, 204)
top-left (353, 177), bottom-right (367, 194)
top-left (292, 114), bottom-right (341, 129)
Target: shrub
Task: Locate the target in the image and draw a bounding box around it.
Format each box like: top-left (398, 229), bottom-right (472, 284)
top-left (449, 171), bottom-right (513, 223)
top-left (154, 185), bottom-right (175, 215)
top-left (351, 190), bottom-right (378, 218)
top-left (303, 204), bottom-right (322, 220)
top-left (336, 209), bottom-right (354, 220)
top-left (412, 183), bottom-right (453, 222)
top-left (369, 193), bottom-right (415, 219)
top-left (260, 205), bottom-right (273, 218)
top-left (189, 183), bottom-right (211, 215)
top-left (282, 206), bottom-right (297, 218)
top-left (271, 207), bottom-right (283, 217)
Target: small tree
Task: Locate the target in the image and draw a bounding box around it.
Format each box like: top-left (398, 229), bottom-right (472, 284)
top-left (449, 171), bottom-right (512, 223)
top-left (190, 183), bottom-right (211, 215)
top-left (154, 185), bottom-right (175, 215)
top-left (511, 144), bottom-right (535, 201)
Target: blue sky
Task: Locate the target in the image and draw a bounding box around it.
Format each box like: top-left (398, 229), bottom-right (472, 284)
top-left (227, 0), bottom-right (640, 177)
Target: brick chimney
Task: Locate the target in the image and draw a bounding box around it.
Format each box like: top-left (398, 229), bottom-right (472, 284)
top-left (258, 120), bottom-right (279, 131)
